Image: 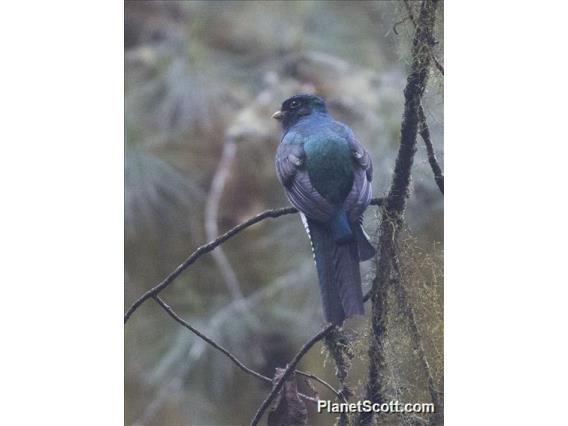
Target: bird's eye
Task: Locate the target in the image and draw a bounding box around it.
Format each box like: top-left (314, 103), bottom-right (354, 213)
top-left (289, 100), bottom-right (299, 109)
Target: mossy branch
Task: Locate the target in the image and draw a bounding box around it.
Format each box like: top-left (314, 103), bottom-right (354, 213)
top-left (358, 1), bottom-right (440, 425)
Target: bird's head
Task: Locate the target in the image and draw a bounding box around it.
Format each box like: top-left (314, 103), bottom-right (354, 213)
top-left (272, 94), bottom-right (328, 130)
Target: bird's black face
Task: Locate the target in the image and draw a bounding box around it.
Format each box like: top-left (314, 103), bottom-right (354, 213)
top-left (272, 94), bottom-right (327, 130)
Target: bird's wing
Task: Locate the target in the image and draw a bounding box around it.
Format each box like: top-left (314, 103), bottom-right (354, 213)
top-left (275, 142), bottom-right (304, 187)
top-left (347, 134), bottom-right (373, 182)
top-left (275, 139), bottom-right (335, 222)
top-left (344, 134), bottom-right (373, 222)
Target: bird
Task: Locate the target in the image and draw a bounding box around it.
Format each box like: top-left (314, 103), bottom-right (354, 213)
top-left (273, 94), bottom-right (375, 325)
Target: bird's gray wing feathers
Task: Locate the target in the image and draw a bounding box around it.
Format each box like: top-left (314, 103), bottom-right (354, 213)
top-left (344, 135), bottom-right (373, 222)
top-left (344, 170), bottom-right (372, 222)
top-left (347, 134), bottom-right (373, 181)
top-left (275, 142), bottom-right (304, 187)
top-left (275, 142), bottom-right (335, 222)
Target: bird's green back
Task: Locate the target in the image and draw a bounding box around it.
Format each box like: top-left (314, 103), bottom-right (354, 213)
top-left (304, 135), bottom-right (353, 206)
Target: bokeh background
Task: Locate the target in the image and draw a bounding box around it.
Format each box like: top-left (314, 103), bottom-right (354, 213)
top-left (125, 1), bottom-right (443, 425)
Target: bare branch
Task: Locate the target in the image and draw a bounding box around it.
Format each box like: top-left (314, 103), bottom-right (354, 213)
top-left (124, 206), bottom-right (293, 323)
top-left (295, 370), bottom-right (344, 401)
top-left (205, 136), bottom-right (244, 300)
top-left (250, 324), bottom-right (335, 426)
top-left (135, 266), bottom-right (312, 425)
top-left (418, 104), bottom-right (444, 194)
top-left (153, 295), bottom-right (322, 405)
top-left (393, 15), bottom-right (412, 35)
top-left (154, 295), bottom-right (268, 382)
top-left (431, 55), bottom-right (444, 76)
top-left (124, 198), bottom-right (383, 323)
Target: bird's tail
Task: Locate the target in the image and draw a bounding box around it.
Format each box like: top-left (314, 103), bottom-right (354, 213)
top-left (304, 215), bottom-right (365, 325)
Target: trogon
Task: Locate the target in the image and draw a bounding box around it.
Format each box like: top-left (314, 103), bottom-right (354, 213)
top-left (273, 94), bottom-right (375, 325)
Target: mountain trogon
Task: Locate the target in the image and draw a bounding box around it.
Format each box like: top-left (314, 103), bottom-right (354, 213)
top-left (273, 94), bottom-right (375, 325)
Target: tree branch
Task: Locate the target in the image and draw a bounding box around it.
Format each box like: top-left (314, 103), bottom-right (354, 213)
top-left (250, 324), bottom-right (335, 426)
top-left (124, 206), bottom-right (293, 323)
top-left (431, 55), bottom-right (444, 76)
top-left (386, 2), bottom-right (438, 215)
top-left (418, 104), bottom-right (444, 194)
top-left (359, 1), bottom-right (439, 425)
top-left (391, 252), bottom-right (443, 419)
top-left (402, 0), bottom-right (418, 26)
top-left (358, 264), bottom-right (389, 426)
top-left (153, 295), bottom-right (324, 404)
top-left (204, 136), bottom-right (244, 300)
top-left (154, 295), bottom-right (268, 382)
top-left (403, 0), bottom-right (444, 77)
top-left (124, 198), bottom-right (383, 323)
top-left (135, 273), bottom-right (305, 425)
top-left (295, 369), bottom-right (344, 402)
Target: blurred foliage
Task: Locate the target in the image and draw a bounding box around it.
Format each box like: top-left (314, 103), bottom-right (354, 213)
top-left (125, 1), bottom-right (443, 425)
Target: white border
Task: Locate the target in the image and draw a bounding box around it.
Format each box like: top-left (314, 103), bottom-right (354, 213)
top-left (1, 2), bottom-right (123, 424)
top-left (446, 1), bottom-right (568, 424)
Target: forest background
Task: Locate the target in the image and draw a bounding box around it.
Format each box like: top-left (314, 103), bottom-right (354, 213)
top-left (125, 2), bottom-right (443, 425)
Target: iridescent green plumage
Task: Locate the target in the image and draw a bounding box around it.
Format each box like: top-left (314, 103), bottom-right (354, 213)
top-left (304, 134), bottom-right (354, 206)
top-left (274, 94), bottom-right (375, 325)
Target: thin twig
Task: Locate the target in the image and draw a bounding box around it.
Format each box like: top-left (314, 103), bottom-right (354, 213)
top-left (431, 55), bottom-right (444, 76)
top-left (295, 369), bottom-right (344, 401)
top-left (393, 15), bottom-right (412, 35)
top-left (124, 206), bottom-right (293, 323)
top-left (124, 198), bottom-right (383, 323)
top-left (153, 295), bottom-right (321, 404)
top-left (135, 266), bottom-right (313, 425)
top-left (250, 324), bottom-right (335, 426)
top-left (418, 104), bottom-right (444, 194)
top-left (155, 295), bottom-right (268, 382)
top-left (302, 376), bottom-right (320, 401)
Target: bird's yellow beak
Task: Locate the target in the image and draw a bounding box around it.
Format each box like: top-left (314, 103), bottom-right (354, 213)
top-left (272, 110), bottom-right (283, 120)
